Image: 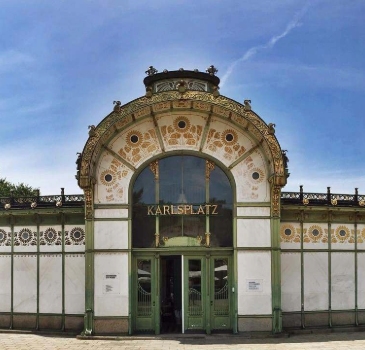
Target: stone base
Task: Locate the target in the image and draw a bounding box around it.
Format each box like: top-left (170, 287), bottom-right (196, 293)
top-left (238, 316), bottom-right (272, 332)
top-left (282, 313), bottom-right (301, 329)
top-left (39, 315), bottom-right (62, 330)
top-left (13, 314), bottom-right (37, 329)
top-left (0, 314), bottom-right (10, 328)
top-left (65, 316), bottom-right (84, 332)
top-left (94, 318), bottom-right (129, 335)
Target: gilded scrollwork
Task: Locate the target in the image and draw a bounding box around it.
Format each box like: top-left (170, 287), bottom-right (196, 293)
top-left (79, 91), bottom-right (286, 192)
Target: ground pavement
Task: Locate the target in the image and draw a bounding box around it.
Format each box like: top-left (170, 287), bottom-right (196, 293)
top-left (2, 331), bottom-right (365, 350)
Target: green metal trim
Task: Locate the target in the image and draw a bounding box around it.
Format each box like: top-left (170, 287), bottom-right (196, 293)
top-left (94, 204), bottom-right (129, 209)
top-left (236, 216), bottom-right (271, 219)
top-left (61, 213), bottom-right (65, 331)
top-left (236, 202), bottom-right (271, 207)
top-left (355, 214), bottom-right (358, 326)
top-left (36, 216), bottom-right (40, 330)
top-left (93, 218), bottom-right (129, 222)
top-left (10, 216), bottom-right (14, 329)
top-left (328, 218), bottom-right (332, 327)
top-left (300, 212), bottom-right (304, 328)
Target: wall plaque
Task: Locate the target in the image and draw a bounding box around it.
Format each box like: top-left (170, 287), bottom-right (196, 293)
top-left (102, 273), bottom-right (120, 295)
top-left (246, 279), bottom-right (263, 292)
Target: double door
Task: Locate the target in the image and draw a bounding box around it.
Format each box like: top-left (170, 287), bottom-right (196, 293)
top-left (133, 253), bottom-right (233, 334)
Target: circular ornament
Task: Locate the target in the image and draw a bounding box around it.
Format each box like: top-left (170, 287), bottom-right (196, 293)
top-left (308, 225), bottom-right (323, 242)
top-left (250, 167), bottom-right (265, 184)
top-left (173, 117), bottom-right (190, 133)
top-left (18, 228), bottom-right (33, 244)
top-left (280, 224), bottom-right (296, 241)
top-left (221, 129), bottom-right (238, 145)
top-left (126, 130), bottom-right (143, 146)
top-left (44, 228), bottom-right (57, 244)
top-left (335, 225), bottom-right (350, 242)
top-left (100, 170), bottom-right (116, 186)
top-left (70, 227), bottom-right (85, 243)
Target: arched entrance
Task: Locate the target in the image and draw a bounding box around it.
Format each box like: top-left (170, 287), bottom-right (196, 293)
top-left (131, 155), bottom-right (233, 334)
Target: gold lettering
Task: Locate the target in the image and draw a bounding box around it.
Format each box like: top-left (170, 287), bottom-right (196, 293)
top-left (177, 205), bottom-right (184, 214)
top-left (171, 205), bottom-right (176, 215)
top-left (155, 206), bottom-right (162, 215)
top-left (163, 205), bottom-right (170, 215)
top-left (205, 204), bottom-right (211, 214)
top-left (211, 204), bottom-right (218, 215)
top-left (184, 205), bottom-right (191, 215)
top-left (147, 206), bottom-right (155, 215)
top-left (197, 205), bottom-right (205, 215)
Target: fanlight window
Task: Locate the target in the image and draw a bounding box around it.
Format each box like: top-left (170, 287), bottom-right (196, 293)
top-left (132, 155), bottom-right (232, 248)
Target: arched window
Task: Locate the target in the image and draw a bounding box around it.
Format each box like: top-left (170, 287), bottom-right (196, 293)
top-left (132, 155), bottom-right (232, 248)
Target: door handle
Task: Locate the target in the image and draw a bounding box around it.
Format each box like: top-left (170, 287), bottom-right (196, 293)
top-left (210, 301), bottom-right (213, 306)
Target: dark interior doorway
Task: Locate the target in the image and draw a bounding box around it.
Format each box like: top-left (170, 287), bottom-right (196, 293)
top-left (160, 255), bottom-right (182, 333)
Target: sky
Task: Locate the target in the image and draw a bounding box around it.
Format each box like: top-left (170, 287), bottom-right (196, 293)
top-left (1, 0), bottom-right (364, 196)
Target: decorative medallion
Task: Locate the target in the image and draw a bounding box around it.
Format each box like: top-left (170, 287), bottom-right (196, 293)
top-left (333, 225), bottom-right (353, 243)
top-left (280, 224), bottom-right (300, 243)
top-left (100, 169), bottom-right (116, 186)
top-left (221, 129), bottom-right (238, 145)
top-left (40, 228), bottom-right (61, 245)
top-left (358, 228), bottom-right (365, 243)
top-left (173, 116), bottom-right (191, 133)
top-left (15, 228), bottom-right (36, 246)
top-left (65, 227), bottom-right (85, 245)
top-left (249, 167), bottom-right (265, 184)
top-left (126, 130), bottom-right (143, 147)
top-left (307, 225), bottom-right (324, 243)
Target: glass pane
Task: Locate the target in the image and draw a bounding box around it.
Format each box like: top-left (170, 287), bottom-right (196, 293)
top-left (214, 259), bottom-right (229, 316)
top-left (137, 260), bottom-right (152, 316)
top-left (209, 166), bottom-right (233, 247)
top-left (188, 260), bottom-right (202, 316)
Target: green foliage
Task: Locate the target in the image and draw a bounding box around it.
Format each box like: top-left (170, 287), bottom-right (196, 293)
top-left (0, 178), bottom-right (38, 197)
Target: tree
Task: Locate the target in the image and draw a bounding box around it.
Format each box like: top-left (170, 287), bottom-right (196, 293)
top-left (0, 178), bottom-right (38, 197)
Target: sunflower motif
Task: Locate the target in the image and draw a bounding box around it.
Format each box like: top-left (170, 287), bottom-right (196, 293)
top-left (126, 130), bottom-right (143, 147)
top-left (18, 228), bottom-right (33, 245)
top-left (173, 116), bottom-right (191, 133)
top-left (280, 224), bottom-right (296, 242)
top-left (335, 225), bottom-right (350, 242)
top-left (43, 228), bottom-right (58, 244)
top-left (69, 227), bottom-right (85, 244)
top-left (100, 169), bottom-right (116, 186)
top-left (221, 129), bottom-right (238, 146)
top-left (249, 167), bottom-right (265, 184)
top-left (308, 225), bottom-right (323, 242)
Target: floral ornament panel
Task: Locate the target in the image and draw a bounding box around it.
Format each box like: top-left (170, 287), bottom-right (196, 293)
top-left (303, 225), bottom-right (328, 243)
top-left (111, 120), bottom-right (161, 167)
top-left (0, 229), bottom-right (11, 246)
top-left (40, 228), bottom-right (62, 246)
top-left (332, 225), bottom-right (354, 243)
top-left (280, 224), bottom-right (301, 243)
top-left (158, 114), bottom-right (206, 150)
top-left (358, 228), bottom-right (365, 243)
top-left (65, 227), bottom-right (85, 245)
top-left (231, 150), bottom-right (269, 202)
top-left (14, 228), bottom-right (37, 246)
top-left (96, 151), bottom-right (133, 203)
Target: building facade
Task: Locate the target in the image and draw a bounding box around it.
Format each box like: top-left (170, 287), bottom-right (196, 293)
top-left (1, 67), bottom-right (365, 335)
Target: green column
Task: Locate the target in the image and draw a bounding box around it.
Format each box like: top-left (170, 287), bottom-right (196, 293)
top-left (83, 187), bottom-right (94, 335)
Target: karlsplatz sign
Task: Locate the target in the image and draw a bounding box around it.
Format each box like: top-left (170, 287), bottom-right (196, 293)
top-left (147, 204), bottom-right (218, 216)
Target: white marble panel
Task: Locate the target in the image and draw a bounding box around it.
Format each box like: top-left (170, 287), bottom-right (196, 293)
top-left (0, 226), bottom-right (11, 252)
top-left (94, 252), bottom-right (129, 316)
top-left (304, 252), bottom-right (328, 311)
top-left (237, 251), bottom-right (272, 315)
top-left (13, 226), bottom-right (37, 253)
top-left (331, 252), bottom-right (355, 310)
top-left (237, 207), bottom-right (270, 217)
top-left (64, 225), bottom-right (85, 252)
top-left (281, 253), bottom-right (301, 312)
top-left (0, 255), bottom-right (11, 312)
top-left (94, 221), bottom-right (128, 250)
top-left (39, 225), bottom-right (62, 252)
top-left (280, 222), bottom-right (301, 250)
top-left (237, 219), bottom-right (271, 247)
top-left (65, 254), bottom-right (85, 314)
top-left (95, 209), bottom-right (128, 219)
top-left (39, 255), bottom-right (62, 313)
top-left (357, 253), bottom-right (365, 308)
top-left (331, 224), bottom-right (355, 250)
top-left (303, 223), bottom-right (328, 250)
top-left (13, 255), bottom-right (37, 313)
